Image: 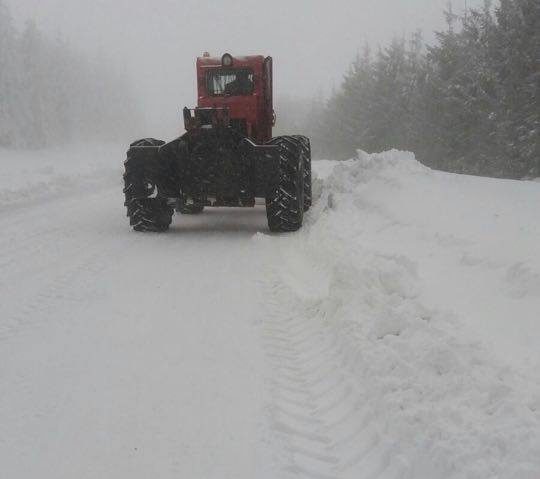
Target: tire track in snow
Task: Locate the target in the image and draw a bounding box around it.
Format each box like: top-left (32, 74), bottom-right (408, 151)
top-left (0, 188), bottom-right (120, 273)
top-left (262, 277), bottom-right (393, 479)
top-left (0, 188), bottom-right (136, 341)
top-left (0, 232), bottom-right (138, 341)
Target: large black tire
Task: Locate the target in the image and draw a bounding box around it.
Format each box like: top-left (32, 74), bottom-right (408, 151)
top-left (176, 202), bottom-right (204, 215)
top-left (266, 136), bottom-right (304, 232)
top-left (127, 198), bottom-right (174, 232)
top-left (130, 138), bottom-right (165, 148)
top-left (123, 138), bottom-right (174, 232)
top-left (293, 135), bottom-right (312, 211)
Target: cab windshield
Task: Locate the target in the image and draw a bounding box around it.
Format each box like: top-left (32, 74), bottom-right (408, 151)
top-left (206, 69), bottom-right (254, 96)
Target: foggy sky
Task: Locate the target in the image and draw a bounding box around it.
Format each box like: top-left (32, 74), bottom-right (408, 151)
top-left (5, 0), bottom-right (483, 136)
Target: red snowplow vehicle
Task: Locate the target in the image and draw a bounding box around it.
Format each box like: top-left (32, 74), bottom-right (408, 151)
top-left (123, 53), bottom-right (311, 232)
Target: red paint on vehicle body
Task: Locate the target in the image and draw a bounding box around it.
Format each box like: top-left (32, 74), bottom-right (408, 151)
top-left (196, 54), bottom-right (274, 144)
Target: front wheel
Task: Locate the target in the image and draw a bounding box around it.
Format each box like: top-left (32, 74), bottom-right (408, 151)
top-left (265, 136), bottom-right (304, 232)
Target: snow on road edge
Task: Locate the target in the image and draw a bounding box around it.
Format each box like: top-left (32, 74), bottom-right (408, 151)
top-left (257, 152), bottom-right (540, 478)
top-left (0, 143), bottom-right (123, 211)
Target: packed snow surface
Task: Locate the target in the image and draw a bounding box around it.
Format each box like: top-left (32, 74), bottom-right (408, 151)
top-left (1, 145), bottom-right (539, 479)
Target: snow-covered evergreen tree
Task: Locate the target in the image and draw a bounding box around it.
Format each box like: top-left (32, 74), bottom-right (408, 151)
top-left (311, 0), bottom-right (538, 178)
top-left (490, 0), bottom-right (540, 177)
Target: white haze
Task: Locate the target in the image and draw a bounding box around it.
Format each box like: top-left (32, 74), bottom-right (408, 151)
top-left (5, 0), bottom-right (484, 139)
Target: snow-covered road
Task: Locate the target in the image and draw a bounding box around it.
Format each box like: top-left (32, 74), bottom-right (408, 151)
top-left (1, 145), bottom-right (539, 479)
top-left (0, 172), bottom-right (269, 477)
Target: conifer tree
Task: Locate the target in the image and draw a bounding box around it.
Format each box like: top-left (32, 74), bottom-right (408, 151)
top-left (311, 0), bottom-right (539, 178)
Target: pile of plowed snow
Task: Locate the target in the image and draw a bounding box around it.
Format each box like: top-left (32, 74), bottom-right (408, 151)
top-left (260, 150), bottom-right (540, 478)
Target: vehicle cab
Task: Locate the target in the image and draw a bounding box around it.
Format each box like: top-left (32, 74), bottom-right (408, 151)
top-left (196, 53), bottom-right (274, 144)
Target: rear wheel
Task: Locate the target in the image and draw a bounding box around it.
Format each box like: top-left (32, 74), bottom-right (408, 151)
top-left (266, 136), bottom-right (304, 232)
top-left (123, 138), bottom-right (174, 232)
top-left (130, 138), bottom-right (165, 148)
top-left (127, 198), bottom-right (174, 232)
top-left (293, 135), bottom-right (312, 211)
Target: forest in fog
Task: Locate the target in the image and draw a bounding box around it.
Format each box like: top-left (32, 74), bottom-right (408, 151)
top-left (0, 0), bottom-right (141, 148)
top-left (296, 0), bottom-right (539, 179)
top-left (1, 0), bottom-right (538, 179)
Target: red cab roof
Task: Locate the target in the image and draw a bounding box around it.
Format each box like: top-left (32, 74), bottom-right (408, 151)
top-left (197, 54), bottom-right (266, 68)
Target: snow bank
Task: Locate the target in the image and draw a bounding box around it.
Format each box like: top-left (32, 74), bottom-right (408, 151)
top-left (0, 143), bottom-right (124, 211)
top-left (261, 152), bottom-right (540, 478)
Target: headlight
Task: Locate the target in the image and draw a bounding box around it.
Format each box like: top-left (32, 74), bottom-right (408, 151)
top-left (222, 53), bottom-right (233, 67)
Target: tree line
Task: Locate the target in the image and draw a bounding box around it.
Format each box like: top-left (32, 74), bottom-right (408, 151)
top-left (0, 0), bottom-right (141, 148)
top-left (305, 0), bottom-right (539, 179)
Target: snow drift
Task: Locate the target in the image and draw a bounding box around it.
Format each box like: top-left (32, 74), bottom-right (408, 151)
top-left (2, 145), bottom-right (539, 478)
top-left (260, 150), bottom-right (540, 478)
